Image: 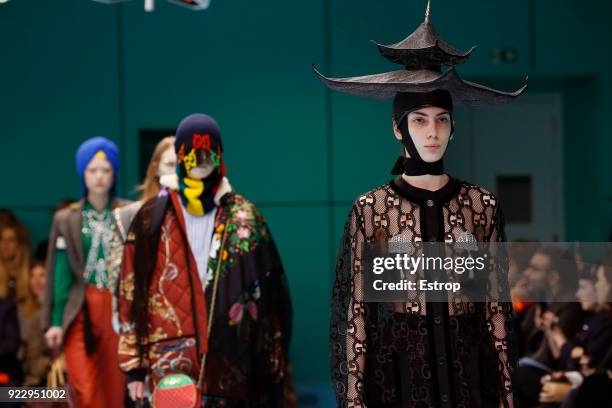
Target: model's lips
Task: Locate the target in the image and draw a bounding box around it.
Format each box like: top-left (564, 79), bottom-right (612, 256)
top-left (424, 145), bottom-right (440, 149)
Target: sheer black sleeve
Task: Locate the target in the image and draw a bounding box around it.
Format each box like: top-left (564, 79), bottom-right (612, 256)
top-left (485, 203), bottom-right (517, 408)
top-left (330, 204), bottom-right (367, 407)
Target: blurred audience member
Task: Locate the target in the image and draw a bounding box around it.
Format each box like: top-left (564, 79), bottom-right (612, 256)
top-left (542, 261), bottom-right (612, 407)
top-left (0, 209), bottom-right (18, 228)
top-left (0, 297), bottom-right (23, 387)
top-left (515, 246), bottom-right (585, 406)
top-left (508, 240), bottom-right (539, 290)
top-left (0, 220), bottom-right (31, 304)
top-left (522, 246), bottom-right (578, 303)
top-left (20, 260), bottom-right (51, 387)
top-left (519, 246), bottom-right (583, 355)
top-left (509, 241), bottom-right (541, 357)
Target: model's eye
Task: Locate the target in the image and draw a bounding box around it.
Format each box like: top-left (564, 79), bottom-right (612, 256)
top-left (412, 117), bottom-right (426, 125)
top-left (438, 116), bottom-right (450, 124)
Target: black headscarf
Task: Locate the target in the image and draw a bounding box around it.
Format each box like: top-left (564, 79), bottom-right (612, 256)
top-left (391, 90), bottom-right (454, 176)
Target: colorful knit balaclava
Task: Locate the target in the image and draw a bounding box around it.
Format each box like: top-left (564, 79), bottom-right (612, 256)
top-left (175, 113), bottom-right (226, 216)
top-left (75, 136), bottom-right (120, 196)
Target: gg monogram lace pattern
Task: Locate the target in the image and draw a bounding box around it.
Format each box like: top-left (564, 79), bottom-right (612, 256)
top-left (331, 180), bottom-right (516, 408)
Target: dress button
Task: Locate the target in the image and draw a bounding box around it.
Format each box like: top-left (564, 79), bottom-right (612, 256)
top-left (434, 316), bottom-right (441, 324)
top-left (438, 356), bottom-right (446, 366)
top-left (426, 199), bottom-right (434, 207)
top-left (441, 394), bottom-right (449, 403)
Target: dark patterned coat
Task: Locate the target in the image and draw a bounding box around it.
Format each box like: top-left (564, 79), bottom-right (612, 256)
top-left (331, 177), bottom-right (516, 408)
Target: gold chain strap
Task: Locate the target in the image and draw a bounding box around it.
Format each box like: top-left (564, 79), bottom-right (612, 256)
top-left (197, 223), bottom-right (229, 389)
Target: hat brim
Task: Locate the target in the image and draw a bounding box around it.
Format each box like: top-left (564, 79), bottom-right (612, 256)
top-left (313, 65), bottom-right (528, 106)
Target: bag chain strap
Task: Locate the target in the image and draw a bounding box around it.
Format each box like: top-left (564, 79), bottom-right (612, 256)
top-left (197, 222), bottom-right (229, 389)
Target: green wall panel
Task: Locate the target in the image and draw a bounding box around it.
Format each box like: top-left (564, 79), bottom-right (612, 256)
top-left (330, 94), bottom-right (398, 202)
top-left (261, 205), bottom-right (332, 383)
top-left (0, 0), bottom-right (120, 208)
top-left (534, 0), bottom-right (609, 77)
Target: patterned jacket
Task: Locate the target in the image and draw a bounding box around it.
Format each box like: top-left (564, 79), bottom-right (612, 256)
top-left (118, 188), bottom-right (292, 407)
top-left (42, 198), bottom-right (129, 333)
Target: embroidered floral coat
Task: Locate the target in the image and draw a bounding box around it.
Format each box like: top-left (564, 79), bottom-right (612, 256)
top-left (117, 188), bottom-right (292, 407)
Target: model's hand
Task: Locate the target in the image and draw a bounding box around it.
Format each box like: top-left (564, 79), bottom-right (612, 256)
top-left (127, 381), bottom-right (145, 401)
top-left (540, 371), bottom-right (566, 384)
top-left (511, 277), bottom-right (530, 299)
top-left (534, 304), bottom-right (544, 329)
top-left (571, 346), bottom-right (584, 359)
top-left (541, 310), bottom-right (558, 330)
top-left (44, 327), bottom-right (64, 349)
top-left (548, 326), bottom-right (567, 348)
top-left (539, 381), bottom-right (571, 403)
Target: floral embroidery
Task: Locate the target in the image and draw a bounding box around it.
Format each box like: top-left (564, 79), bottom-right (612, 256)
top-left (225, 200), bottom-right (268, 255)
top-left (177, 144), bottom-right (185, 163)
top-left (228, 280), bottom-right (261, 326)
top-left (205, 196), bottom-right (270, 284)
top-left (121, 273), bottom-right (135, 301)
top-left (192, 133), bottom-right (211, 150)
top-left (228, 302), bottom-right (244, 324)
top-left (237, 227), bottom-right (250, 239)
top-left (183, 148), bottom-right (197, 172)
top-left (209, 148), bottom-right (221, 168)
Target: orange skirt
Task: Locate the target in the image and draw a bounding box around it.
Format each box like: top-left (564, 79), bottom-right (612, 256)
top-left (63, 285), bottom-right (126, 408)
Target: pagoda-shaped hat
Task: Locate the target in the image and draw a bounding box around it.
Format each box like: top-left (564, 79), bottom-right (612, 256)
top-left (313, 0), bottom-right (527, 105)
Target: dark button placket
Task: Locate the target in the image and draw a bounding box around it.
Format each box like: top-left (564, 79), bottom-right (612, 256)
top-left (389, 176), bottom-right (461, 408)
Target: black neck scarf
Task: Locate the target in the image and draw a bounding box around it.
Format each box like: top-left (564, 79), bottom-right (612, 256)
top-left (175, 114), bottom-right (226, 216)
top-left (391, 90), bottom-right (454, 176)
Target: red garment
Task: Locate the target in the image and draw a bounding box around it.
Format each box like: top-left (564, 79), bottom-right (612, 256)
top-left (118, 189), bottom-right (209, 386)
top-left (64, 285), bottom-right (125, 407)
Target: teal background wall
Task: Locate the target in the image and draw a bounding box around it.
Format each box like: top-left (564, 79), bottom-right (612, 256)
top-left (1, 0), bottom-right (612, 402)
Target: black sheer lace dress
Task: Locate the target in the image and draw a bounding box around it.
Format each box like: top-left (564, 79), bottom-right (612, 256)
top-left (331, 176), bottom-right (517, 408)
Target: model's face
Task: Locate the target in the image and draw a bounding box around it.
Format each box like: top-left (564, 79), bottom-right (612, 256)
top-left (0, 227), bottom-right (18, 262)
top-left (84, 154), bottom-right (114, 195)
top-left (394, 106), bottom-right (452, 162)
top-left (30, 265), bottom-right (46, 300)
top-left (576, 279), bottom-right (597, 311)
top-left (157, 147), bottom-right (177, 178)
top-left (595, 265), bottom-right (610, 304)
